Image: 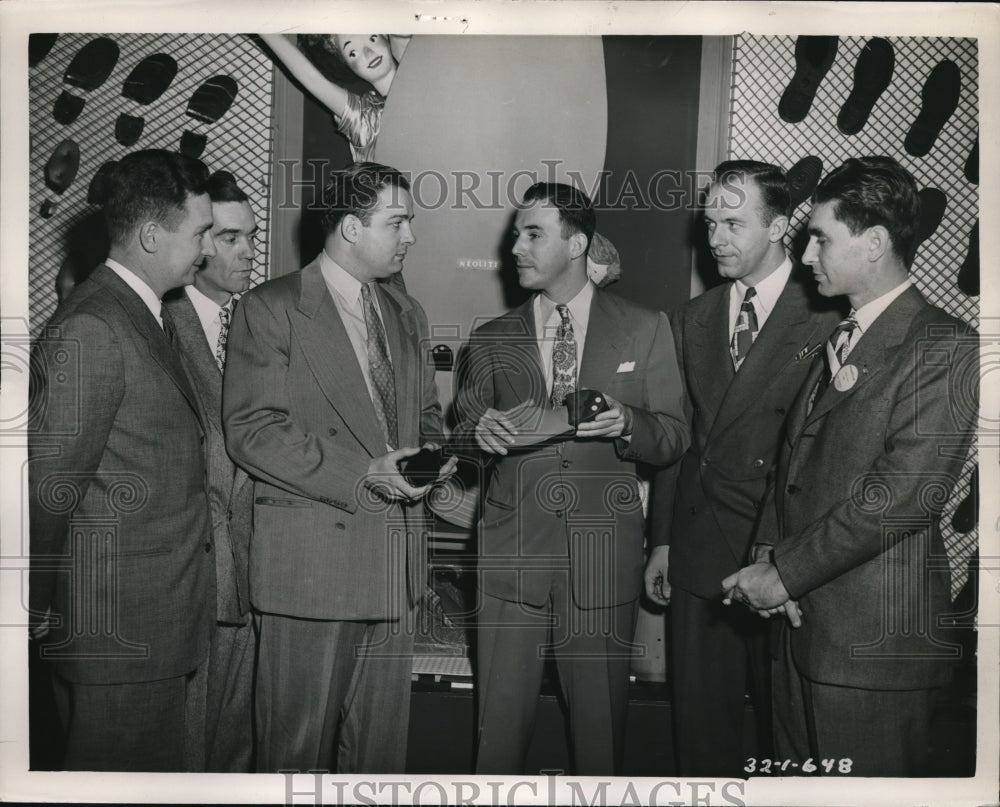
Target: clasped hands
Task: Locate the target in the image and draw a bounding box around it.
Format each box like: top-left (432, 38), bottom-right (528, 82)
top-left (475, 396), bottom-right (629, 455)
top-left (721, 561), bottom-right (802, 628)
top-left (365, 443), bottom-right (457, 503)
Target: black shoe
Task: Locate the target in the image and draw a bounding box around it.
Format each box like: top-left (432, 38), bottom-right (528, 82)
top-left (904, 59), bottom-right (961, 158)
top-left (779, 36), bottom-right (839, 124)
top-left (837, 37), bottom-right (894, 136)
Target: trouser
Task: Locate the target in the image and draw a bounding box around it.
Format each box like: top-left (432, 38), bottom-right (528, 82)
top-left (475, 577), bottom-right (637, 775)
top-left (254, 610), bottom-right (415, 774)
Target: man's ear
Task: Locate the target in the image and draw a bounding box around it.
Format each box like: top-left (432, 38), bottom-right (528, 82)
top-left (867, 225), bottom-right (891, 262)
top-left (137, 221), bottom-right (158, 254)
top-left (340, 213), bottom-right (362, 244)
top-left (569, 231), bottom-right (588, 261)
top-left (768, 214), bottom-right (789, 244)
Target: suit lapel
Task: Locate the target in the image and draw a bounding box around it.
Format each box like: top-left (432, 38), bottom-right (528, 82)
top-left (711, 275), bottom-right (825, 437)
top-left (578, 289), bottom-right (623, 388)
top-left (687, 285), bottom-right (735, 419)
top-left (805, 286), bottom-right (925, 426)
top-left (164, 290), bottom-right (223, 418)
top-left (290, 262), bottom-right (387, 456)
top-left (94, 267), bottom-right (204, 428)
top-left (495, 299), bottom-right (546, 406)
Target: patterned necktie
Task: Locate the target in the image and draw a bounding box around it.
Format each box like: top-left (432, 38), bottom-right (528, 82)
top-left (550, 303), bottom-right (577, 408)
top-left (160, 305), bottom-right (178, 349)
top-left (730, 286), bottom-right (759, 370)
top-left (215, 298), bottom-right (234, 372)
top-left (826, 312), bottom-right (859, 380)
top-left (361, 283), bottom-right (398, 449)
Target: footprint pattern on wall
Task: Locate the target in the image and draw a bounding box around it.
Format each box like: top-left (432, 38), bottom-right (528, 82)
top-left (837, 37), bottom-right (894, 136)
top-left (180, 75), bottom-right (239, 158)
top-left (904, 59), bottom-right (961, 158)
top-left (53, 36), bottom-right (119, 125)
top-left (115, 53), bottom-right (179, 147)
top-left (778, 36), bottom-right (838, 124)
top-left (40, 139), bottom-right (81, 218)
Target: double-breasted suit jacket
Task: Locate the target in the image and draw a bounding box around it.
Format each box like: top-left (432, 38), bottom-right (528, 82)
top-left (29, 266), bottom-right (215, 684)
top-left (222, 258), bottom-right (443, 620)
top-left (455, 288), bottom-right (688, 610)
top-left (654, 272), bottom-right (842, 596)
top-left (163, 290), bottom-right (253, 625)
top-left (765, 285), bottom-right (977, 690)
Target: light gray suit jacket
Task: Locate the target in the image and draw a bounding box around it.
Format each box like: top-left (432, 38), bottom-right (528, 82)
top-left (222, 257), bottom-right (444, 620)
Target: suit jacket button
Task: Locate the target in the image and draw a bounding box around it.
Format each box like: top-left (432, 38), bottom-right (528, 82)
top-left (561, 460), bottom-right (570, 469)
top-left (786, 484), bottom-right (800, 495)
top-left (555, 510), bottom-right (563, 518)
top-left (701, 458), bottom-right (710, 467)
top-left (204, 542), bottom-right (212, 553)
top-left (775, 407), bottom-right (786, 416)
top-left (328, 427), bottom-right (338, 436)
top-left (753, 458), bottom-right (764, 468)
top-left (689, 505), bottom-right (697, 515)
top-left (335, 522), bottom-right (346, 530)
top-left (752, 500), bottom-right (760, 511)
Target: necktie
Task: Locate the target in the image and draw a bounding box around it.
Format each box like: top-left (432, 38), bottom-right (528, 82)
top-left (550, 303), bottom-right (577, 408)
top-left (361, 283), bottom-right (398, 449)
top-left (160, 305), bottom-right (178, 349)
top-left (730, 286), bottom-right (759, 370)
top-left (826, 312), bottom-right (859, 380)
top-left (215, 298), bottom-right (234, 372)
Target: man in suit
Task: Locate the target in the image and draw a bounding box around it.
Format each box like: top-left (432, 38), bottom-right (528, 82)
top-left (723, 156), bottom-right (977, 776)
top-left (223, 162), bottom-right (454, 773)
top-left (453, 182), bottom-right (688, 774)
top-left (642, 160), bottom-right (842, 777)
top-left (29, 149), bottom-right (217, 770)
top-left (163, 170), bottom-right (257, 771)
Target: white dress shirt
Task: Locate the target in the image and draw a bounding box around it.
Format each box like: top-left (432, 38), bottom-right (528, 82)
top-left (105, 258), bottom-right (164, 328)
top-left (727, 256), bottom-right (794, 341)
top-left (185, 284), bottom-right (233, 352)
top-left (319, 250), bottom-right (392, 417)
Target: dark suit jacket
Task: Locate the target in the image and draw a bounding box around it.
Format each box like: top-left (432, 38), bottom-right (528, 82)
top-left (763, 285), bottom-right (976, 690)
top-left (29, 266), bottom-right (215, 684)
top-left (163, 289), bottom-right (253, 625)
top-left (222, 257), bottom-right (443, 620)
top-left (453, 288), bottom-right (688, 609)
top-left (652, 271), bottom-right (842, 598)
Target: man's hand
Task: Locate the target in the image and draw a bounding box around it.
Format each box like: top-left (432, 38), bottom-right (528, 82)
top-left (721, 562), bottom-right (793, 615)
top-left (575, 394), bottom-right (630, 439)
top-left (475, 403), bottom-right (531, 455)
top-left (366, 447), bottom-right (437, 502)
top-left (643, 545), bottom-right (671, 606)
top-left (425, 442), bottom-right (459, 482)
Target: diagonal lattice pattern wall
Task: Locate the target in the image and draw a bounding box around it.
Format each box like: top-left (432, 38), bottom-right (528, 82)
top-left (729, 35), bottom-right (979, 597)
top-left (28, 33), bottom-right (275, 336)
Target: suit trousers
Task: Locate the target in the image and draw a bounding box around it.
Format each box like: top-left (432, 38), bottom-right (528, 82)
top-left (669, 586), bottom-right (771, 777)
top-left (772, 626), bottom-right (939, 776)
top-left (53, 663), bottom-right (204, 771)
top-left (254, 609), bottom-right (415, 774)
top-left (194, 619), bottom-right (256, 772)
top-left (475, 575), bottom-right (637, 775)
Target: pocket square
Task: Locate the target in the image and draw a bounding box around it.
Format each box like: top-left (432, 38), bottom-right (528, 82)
top-left (616, 361), bottom-right (635, 373)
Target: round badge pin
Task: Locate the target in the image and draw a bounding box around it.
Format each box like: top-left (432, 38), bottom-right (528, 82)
top-left (834, 364), bottom-right (858, 391)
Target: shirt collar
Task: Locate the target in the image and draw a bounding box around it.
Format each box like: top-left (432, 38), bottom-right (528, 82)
top-left (104, 258), bottom-right (163, 321)
top-left (319, 249), bottom-right (365, 307)
top-left (733, 255), bottom-right (793, 317)
top-left (537, 280), bottom-right (595, 330)
top-left (185, 283), bottom-right (231, 322)
top-left (853, 279), bottom-right (912, 334)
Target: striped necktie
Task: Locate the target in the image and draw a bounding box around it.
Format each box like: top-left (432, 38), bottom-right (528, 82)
top-left (361, 282), bottom-right (398, 448)
top-left (826, 312), bottom-right (859, 380)
top-left (550, 303), bottom-right (577, 408)
top-left (730, 286), bottom-right (759, 370)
